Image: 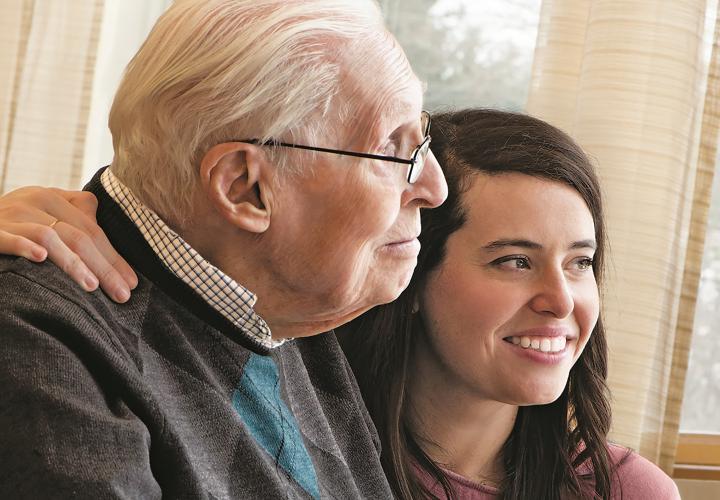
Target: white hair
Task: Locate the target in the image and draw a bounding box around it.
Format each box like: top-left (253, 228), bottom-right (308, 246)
top-left (109, 0), bottom-right (414, 226)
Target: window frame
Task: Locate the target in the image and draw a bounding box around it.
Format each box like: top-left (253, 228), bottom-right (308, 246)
top-left (672, 433), bottom-right (720, 480)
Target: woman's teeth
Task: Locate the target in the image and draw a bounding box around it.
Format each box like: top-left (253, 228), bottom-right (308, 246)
top-left (510, 336), bottom-right (566, 353)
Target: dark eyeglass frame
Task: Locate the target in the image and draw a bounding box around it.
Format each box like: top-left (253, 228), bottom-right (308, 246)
top-left (234, 111), bottom-right (432, 184)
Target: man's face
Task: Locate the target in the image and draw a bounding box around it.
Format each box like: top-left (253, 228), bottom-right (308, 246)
top-left (262, 81), bottom-right (448, 332)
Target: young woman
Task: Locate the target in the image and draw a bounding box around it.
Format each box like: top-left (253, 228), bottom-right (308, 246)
top-left (0, 109), bottom-right (677, 499)
top-left (339, 109), bottom-right (678, 499)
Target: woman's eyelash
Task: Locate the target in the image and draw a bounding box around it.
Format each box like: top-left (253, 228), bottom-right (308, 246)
top-left (490, 255), bottom-right (530, 269)
top-left (488, 255), bottom-right (595, 271)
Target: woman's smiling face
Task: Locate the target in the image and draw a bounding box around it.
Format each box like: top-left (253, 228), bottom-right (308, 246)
top-left (416, 172), bottom-right (600, 406)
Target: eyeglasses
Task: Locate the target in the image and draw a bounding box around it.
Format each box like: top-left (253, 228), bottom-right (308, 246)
top-left (235, 111), bottom-right (432, 184)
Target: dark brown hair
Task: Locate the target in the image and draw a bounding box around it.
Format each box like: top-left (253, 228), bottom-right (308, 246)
top-left (339, 109), bottom-right (613, 499)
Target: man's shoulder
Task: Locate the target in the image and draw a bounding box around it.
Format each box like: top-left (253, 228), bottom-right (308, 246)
top-left (0, 255), bottom-right (114, 316)
top-left (609, 444), bottom-right (680, 499)
top-left (0, 255), bottom-right (145, 353)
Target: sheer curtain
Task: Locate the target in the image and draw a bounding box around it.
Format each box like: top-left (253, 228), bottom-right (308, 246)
top-left (527, 0), bottom-right (720, 472)
top-left (0, 0), bottom-right (171, 195)
top-left (0, 0), bottom-right (104, 193)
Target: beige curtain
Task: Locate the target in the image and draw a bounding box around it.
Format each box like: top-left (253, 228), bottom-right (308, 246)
top-left (527, 0), bottom-right (720, 472)
top-left (0, 0), bottom-right (104, 193)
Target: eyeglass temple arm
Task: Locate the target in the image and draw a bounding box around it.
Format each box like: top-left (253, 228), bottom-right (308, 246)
top-left (239, 139), bottom-right (415, 165)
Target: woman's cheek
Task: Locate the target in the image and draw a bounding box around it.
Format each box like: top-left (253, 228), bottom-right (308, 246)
top-left (573, 283), bottom-right (600, 359)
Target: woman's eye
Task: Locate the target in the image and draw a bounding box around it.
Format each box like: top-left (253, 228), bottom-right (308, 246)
top-left (492, 256), bottom-right (531, 270)
top-left (574, 257), bottom-right (594, 271)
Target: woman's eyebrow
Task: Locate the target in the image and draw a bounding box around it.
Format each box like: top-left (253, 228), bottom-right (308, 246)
top-left (482, 238), bottom-right (597, 252)
top-left (571, 239), bottom-right (597, 250)
top-left (483, 239), bottom-right (542, 252)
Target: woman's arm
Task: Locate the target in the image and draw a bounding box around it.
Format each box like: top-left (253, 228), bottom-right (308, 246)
top-left (0, 186), bottom-right (137, 302)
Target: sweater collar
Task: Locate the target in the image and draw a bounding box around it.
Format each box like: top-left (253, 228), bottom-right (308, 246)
top-left (86, 167), bottom-right (277, 354)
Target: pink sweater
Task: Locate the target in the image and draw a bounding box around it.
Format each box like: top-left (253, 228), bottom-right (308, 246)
top-left (415, 444), bottom-right (680, 499)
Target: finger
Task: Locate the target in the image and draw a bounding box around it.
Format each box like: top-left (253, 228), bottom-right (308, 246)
top-left (87, 228), bottom-right (138, 290)
top-left (0, 228), bottom-right (48, 262)
top-left (43, 193), bottom-right (138, 290)
top-left (80, 224), bottom-right (138, 290)
top-left (54, 221), bottom-right (132, 303)
top-left (66, 190), bottom-right (98, 218)
top-left (25, 223), bottom-right (100, 292)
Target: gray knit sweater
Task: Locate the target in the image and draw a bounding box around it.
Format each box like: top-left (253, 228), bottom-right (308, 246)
top-left (0, 171), bottom-right (392, 499)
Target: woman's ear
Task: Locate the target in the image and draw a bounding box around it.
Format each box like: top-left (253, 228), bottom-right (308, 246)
top-left (199, 142), bottom-right (274, 233)
top-left (411, 294), bottom-right (420, 314)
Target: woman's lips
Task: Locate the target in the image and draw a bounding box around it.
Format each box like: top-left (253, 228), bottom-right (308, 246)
top-left (502, 336), bottom-right (572, 364)
top-left (501, 327), bottom-right (577, 364)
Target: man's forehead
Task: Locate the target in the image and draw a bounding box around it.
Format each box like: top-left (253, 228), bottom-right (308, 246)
top-left (373, 80), bottom-right (425, 131)
top-left (336, 58), bottom-right (424, 147)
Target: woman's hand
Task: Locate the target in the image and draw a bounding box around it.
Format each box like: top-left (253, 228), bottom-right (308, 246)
top-left (0, 187), bottom-right (137, 302)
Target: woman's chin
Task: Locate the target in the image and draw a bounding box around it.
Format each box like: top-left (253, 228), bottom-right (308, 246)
top-left (509, 385), bottom-right (567, 407)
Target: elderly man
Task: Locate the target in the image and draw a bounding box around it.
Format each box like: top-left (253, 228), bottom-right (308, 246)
top-left (0, 0), bottom-right (446, 498)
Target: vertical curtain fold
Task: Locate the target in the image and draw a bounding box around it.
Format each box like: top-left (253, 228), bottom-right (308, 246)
top-left (527, 0), bottom-right (718, 472)
top-left (526, 0), bottom-right (591, 132)
top-left (0, 0), bottom-right (34, 193)
top-left (0, 0), bottom-right (104, 194)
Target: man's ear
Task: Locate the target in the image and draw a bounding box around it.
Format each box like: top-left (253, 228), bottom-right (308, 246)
top-left (199, 142), bottom-right (274, 233)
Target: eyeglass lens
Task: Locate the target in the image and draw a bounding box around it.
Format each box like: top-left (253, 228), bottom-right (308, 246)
top-left (408, 112), bottom-right (432, 183)
top-left (408, 138), bottom-right (431, 183)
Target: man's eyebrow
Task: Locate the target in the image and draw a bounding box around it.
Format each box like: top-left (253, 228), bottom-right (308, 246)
top-left (482, 238), bottom-right (597, 252)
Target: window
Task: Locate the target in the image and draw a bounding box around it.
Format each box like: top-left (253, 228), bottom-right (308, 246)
top-left (379, 0), bottom-right (542, 110)
top-left (676, 0), bottom-right (720, 481)
top-left (676, 148), bottom-right (720, 480)
top-left (681, 149), bottom-right (720, 436)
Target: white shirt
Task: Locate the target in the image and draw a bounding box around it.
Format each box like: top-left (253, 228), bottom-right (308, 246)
top-left (101, 168), bottom-right (282, 349)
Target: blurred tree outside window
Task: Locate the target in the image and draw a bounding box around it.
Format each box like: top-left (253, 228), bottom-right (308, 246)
top-left (681, 148), bottom-right (720, 434)
top-left (680, 1), bottom-right (720, 435)
top-left (379, 0), bottom-right (541, 111)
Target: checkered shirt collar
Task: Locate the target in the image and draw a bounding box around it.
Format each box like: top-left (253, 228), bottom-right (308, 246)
top-left (101, 168), bottom-right (282, 349)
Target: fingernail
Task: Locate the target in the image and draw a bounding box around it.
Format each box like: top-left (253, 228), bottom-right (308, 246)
top-left (115, 287), bottom-right (131, 303)
top-left (31, 248), bottom-right (47, 261)
top-left (84, 275), bottom-right (99, 291)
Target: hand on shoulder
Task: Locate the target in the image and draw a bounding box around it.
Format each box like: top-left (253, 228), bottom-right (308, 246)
top-left (0, 185), bottom-right (137, 302)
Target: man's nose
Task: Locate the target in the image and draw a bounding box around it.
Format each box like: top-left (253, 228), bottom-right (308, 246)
top-left (406, 149), bottom-right (448, 209)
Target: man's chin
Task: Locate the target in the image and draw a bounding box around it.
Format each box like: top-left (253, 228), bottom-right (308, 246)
top-left (327, 288), bottom-right (404, 328)
top-left (311, 268), bottom-right (415, 329)
top-left (370, 286), bottom-right (410, 311)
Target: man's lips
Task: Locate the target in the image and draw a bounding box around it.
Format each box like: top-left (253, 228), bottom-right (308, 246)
top-left (387, 238), bottom-right (417, 245)
top-left (386, 233), bottom-right (421, 246)
top-left (380, 236), bottom-right (421, 258)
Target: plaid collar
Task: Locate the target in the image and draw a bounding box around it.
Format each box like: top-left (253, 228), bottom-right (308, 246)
top-left (101, 168), bottom-right (282, 349)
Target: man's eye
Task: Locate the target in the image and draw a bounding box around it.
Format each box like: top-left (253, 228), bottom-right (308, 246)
top-left (381, 142), bottom-right (397, 156)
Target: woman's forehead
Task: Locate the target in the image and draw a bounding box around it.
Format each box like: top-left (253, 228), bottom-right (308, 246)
top-left (462, 174), bottom-right (595, 235)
